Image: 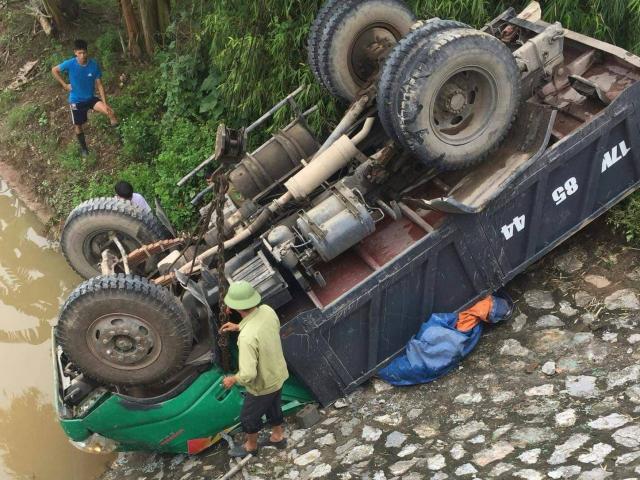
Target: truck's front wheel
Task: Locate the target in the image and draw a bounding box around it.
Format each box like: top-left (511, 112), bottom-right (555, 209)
top-left (56, 275), bottom-right (193, 387)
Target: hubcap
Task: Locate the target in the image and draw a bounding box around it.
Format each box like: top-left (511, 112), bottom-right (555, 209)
top-left (87, 313), bottom-right (161, 370)
top-left (83, 229), bottom-right (141, 273)
top-left (429, 67), bottom-right (498, 146)
top-left (349, 23), bottom-right (402, 86)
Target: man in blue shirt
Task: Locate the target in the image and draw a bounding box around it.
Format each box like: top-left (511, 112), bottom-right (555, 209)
top-left (51, 39), bottom-right (118, 157)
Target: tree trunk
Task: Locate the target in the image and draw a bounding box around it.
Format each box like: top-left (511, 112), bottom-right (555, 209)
top-left (42, 0), bottom-right (78, 31)
top-left (156, 0), bottom-right (171, 34)
top-left (138, 0), bottom-right (159, 57)
top-left (119, 0), bottom-right (143, 59)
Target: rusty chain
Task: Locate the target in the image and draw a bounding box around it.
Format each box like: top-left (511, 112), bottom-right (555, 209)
top-left (214, 171), bottom-right (232, 371)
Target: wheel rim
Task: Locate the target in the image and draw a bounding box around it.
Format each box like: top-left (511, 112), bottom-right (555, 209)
top-left (429, 66), bottom-right (498, 146)
top-left (82, 229), bottom-right (141, 272)
top-left (348, 22), bottom-right (402, 86)
top-left (86, 313), bottom-right (162, 370)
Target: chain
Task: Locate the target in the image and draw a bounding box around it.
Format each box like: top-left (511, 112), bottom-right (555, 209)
top-left (214, 171), bottom-right (232, 371)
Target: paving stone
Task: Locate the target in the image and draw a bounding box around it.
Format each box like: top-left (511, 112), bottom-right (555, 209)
top-left (556, 409), bottom-right (577, 427)
top-left (333, 399), bottom-right (348, 409)
top-left (294, 449), bottom-right (321, 466)
top-left (555, 250), bottom-right (584, 274)
top-left (615, 451), bottom-right (640, 466)
top-left (454, 391), bottom-right (483, 404)
top-left (429, 473), bottom-right (447, 480)
top-left (607, 365), bottom-right (640, 389)
top-left (384, 431), bottom-right (407, 448)
top-left (576, 468), bottom-right (612, 479)
top-left (454, 463), bottom-right (478, 476)
top-left (588, 413), bottom-right (631, 430)
top-left (514, 469), bottom-right (544, 479)
top-left (604, 289), bottom-right (640, 311)
top-left (406, 408), bottom-right (422, 420)
top-left (450, 443), bottom-right (466, 460)
top-left (626, 384), bottom-right (640, 404)
top-left (449, 421), bottom-right (487, 440)
top-left (388, 459), bottom-right (417, 476)
top-left (548, 465), bottom-right (582, 478)
top-left (525, 384), bottom-right (555, 396)
top-left (500, 339), bottom-right (532, 357)
top-left (308, 464), bottom-right (332, 478)
top-left (488, 462), bottom-right (514, 478)
top-left (342, 445), bottom-right (373, 465)
top-left (472, 441), bottom-right (515, 466)
top-left (413, 424), bottom-right (438, 439)
top-left (566, 376), bottom-right (600, 398)
top-left (542, 361), bottom-right (557, 375)
top-left (537, 315), bottom-right (565, 328)
top-left (584, 275), bottom-right (610, 288)
top-left (427, 454), bottom-right (446, 471)
top-left (548, 434), bottom-right (591, 465)
top-left (492, 424), bottom-right (513, 440)
top-left (492, 390), bottom-right (517, 403)
top-left (628, 334), bottom-right (640, 344)
top-left (577, 443), bottom-right (614, 464)
top-left (468, 434), bottom-right (486, 444)
top-left (575, 291), bottom-right (594, 308)
top-left (510, 427), bottom-right (557, 447)
top-left (315, 433), bottom-right (335, 447)
top-left (602, 332), bottom-right (618, 343)
top-left (373, 413), bottom-right (402, 426)
top-left (335, 439), bottom-right (358, 457)
top-left (525, 289), bottom-right (555, 309)
top-left (613, 426), bottom-right (640, 448)
top-left (518, 448), bottom-right (541, 464)
top-left (559, 301), bottom-right (579, 317)
top-left (340, 418), bottom-right (360, 436)
top-left (361, 425), bottom-right (382, 442)
top-left (397, 444), bottom-right (419, 458)
top-left (512, 314), bottom-right (528, 332)
top-left (372, 379), bottom-right (393, 393)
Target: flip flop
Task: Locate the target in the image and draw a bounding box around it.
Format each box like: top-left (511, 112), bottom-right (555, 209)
top-left (228, 444), bottom-right (258, 458)
top-left (257, 437), bottom-right (287, 449)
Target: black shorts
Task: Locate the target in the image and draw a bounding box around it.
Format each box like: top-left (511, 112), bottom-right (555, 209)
top-left (239, 389), bottom-right (284, 434)
top-left (70, 97), bottom-right (100, 125)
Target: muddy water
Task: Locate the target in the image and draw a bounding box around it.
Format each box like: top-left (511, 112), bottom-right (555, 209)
top-left (0, 180), bottom-right (111, 480)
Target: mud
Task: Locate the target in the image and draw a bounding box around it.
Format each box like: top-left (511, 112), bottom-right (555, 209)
top-left (0, 179), bottom-right (111, 480)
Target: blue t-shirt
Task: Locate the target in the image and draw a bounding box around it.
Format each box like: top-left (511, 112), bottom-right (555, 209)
top-left (58, 57), bottom-right (102, 104)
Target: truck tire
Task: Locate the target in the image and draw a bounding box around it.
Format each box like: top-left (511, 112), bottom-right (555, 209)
top-left (61, 197), bottom-right (170, 279)
top-left (307, 0), bottom-right (354, 90)
top-left (317, 0), bottom-right (415, 101)
top-left (56, 274), bottom-right (193, 387)
top-left (377, 18), bottom-right (470, 144)
top-left (398, 28), bottom-right (521, 170)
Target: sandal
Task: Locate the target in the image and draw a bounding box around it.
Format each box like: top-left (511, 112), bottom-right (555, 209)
top-left (228, 444), bottom-right (258, 458)
top-left (257, 437), bottom-right (287, 449)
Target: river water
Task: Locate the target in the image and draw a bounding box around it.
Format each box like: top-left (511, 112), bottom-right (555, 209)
top-left (0, 180), bottom-right (110, 480)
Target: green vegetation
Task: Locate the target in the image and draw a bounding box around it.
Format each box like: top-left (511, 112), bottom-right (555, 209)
top-left (3, 0), bottom-right (640, 237)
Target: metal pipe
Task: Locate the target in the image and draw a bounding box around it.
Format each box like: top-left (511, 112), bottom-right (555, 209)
top-left (315, 94), bottom-right (369, 157)
top-left (110, 233), bottom-right (130, 274)
top-left (376, 199), bottom-right (399, 221)
top-left (351, 117), bottom-right (375, 145)
top-left (246, 86), bottom-right (305, 134)
top-left (398, 202), bottom-right (434, 233)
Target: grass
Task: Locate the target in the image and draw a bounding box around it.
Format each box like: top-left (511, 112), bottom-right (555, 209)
top-left (5, 104), bottom-right (40, 130)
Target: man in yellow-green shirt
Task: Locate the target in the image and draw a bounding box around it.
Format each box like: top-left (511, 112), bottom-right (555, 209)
top-left (220, 281), bottom-right (289, 458)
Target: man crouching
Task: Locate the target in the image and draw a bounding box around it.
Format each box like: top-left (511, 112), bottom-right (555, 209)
top-left (220, 281), bottom-right (289, 457)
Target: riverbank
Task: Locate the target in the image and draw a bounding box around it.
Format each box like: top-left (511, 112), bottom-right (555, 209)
top-left (0, 159), bottom-right (53, 225)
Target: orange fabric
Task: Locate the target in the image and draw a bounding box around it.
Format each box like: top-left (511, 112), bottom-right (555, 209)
top-left (454, 296), bottom-right (494, 332)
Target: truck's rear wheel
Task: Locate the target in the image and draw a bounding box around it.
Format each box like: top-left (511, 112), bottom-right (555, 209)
top-left (56, 275), bottom-right (193, 387)
top-left (377, 18), bottom-right (470, 144)
top-left (397, 28), bottom-right (521, 170)
top-left (316, 0), bottom-right (415, 101)
top-left (61, 197), bottom-right (170, 279)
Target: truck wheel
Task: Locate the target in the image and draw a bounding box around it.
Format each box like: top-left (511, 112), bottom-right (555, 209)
top-left (56, 274), bottom-right (193, 387)
top-left (307, 0), bottom-right (354, 90)
top-left (61, 197), bottom-right (171, 279)
top-left (397, 28), bottom-right (521, 170)
top-left (377, 18), bottom-right (470, 144)
top-left (317, 0), bottom-right (415, 101)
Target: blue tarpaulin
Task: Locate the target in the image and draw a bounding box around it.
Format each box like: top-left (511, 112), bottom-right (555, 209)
top-left (378, 295), bottom-right (513, 386)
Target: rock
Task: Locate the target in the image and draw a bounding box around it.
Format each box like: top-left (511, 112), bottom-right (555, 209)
top-left (557, 356), bottom-right (583, 374)
top-left (372, 471), bottom-right (386, 480)
top-left (588, 413), bottom-right (631, 430)
top-left (500, 339), bottom-right (531, 357)
top-left (518, 448), bottom-right (541, 465)
top-left (578, 313), bottom-right (597, 327)
top-left (542, 361), bottom-right (557, 375)
top-left (388, 459), bottom-right (417, 476)
top-left (559, 301), bottom-right (578, 317)
top-left (615, 451), bottom-right (640, 466)
top-left (316, 433), bottom-right (336, 447)
top-left (455, 463), bottom-right (478, 476)
top-left (335, 439), bottom-right (358, 457)
top-left (612, 425), bottom-right (640, 448)
top-left (512, 314), bottom-right (528, 332)
top-left (525, 384), bottom-right (554, 396)
top-left (362, 426), bottom-right (382, 442)
top-left (577, 443), bottom-right (613, 464)
top-left (548, 434), bottom-right (591, 465)
top-left (576, 468), bottom-right (612, 479)
top-left (488, 462), bottom-right (514, 478)
top-left (406, 408), bottom-right (423, 420)
top-left (604, 289), bottom-right (640, 311)
top-left (322, 417), bottom-right (338, 426)
top-left (602, 332), bottom-right (618, 343)
top-left (510, 427), bottom-right (557, 447)
top-left (384, 431), bottom-right (407, 448)
top-left (574, 291), bottom-right (593, 308)
top-left (413, 424), bottom-right (438, 439)
top-left (492, 424), bottom-right (514, 440)
top-left (537, 315), bottom-right (565, 328)
top-left (566, 376), bottom-right (600, 398)
top-left (626, 266), bottom-right (640, 281)
top-left (308, 464), bottom-right (332, 479)
top-left (628, 334), bottom-right (640, 344)
top-left (450, 443), bottom-right (466, 460)
top-left (454, 391), bottom-right (483, 404)
top-left (517, 398), bottom-right (560, 417)
top-left (571, 332), bottom-right (595, 347)
top-left (427, 454), bottom-right (446, 471)
top-left (472, 441), bottom-right (515, 466)
top-left (555, 250), bottom-right (584, 273)
top-left (548, 465), bottom-right (582, 478)
top-left (525, 289), bottom-right (555, 309)
top-left (584, 342), bottom-right (609, 364)
top-left (294, 449), bottom-right (321, 466)
top-left (450, 408), bottom-right (474, 423)
top-left (556, 409), bottom-right (577, 427)
top-left (333, 399), bottom-right (348, 409)
top-left (343, 445), bottom-right (374, 465)
top-left (397, 444), bottom-right (419, 458)
top-left (469, 434), bottom-right (486, 444)
top-left (449, 421), bottom-right (487, 440)
top-left (584, 275), bottom-right (610, 288)
top-left (606, 365), bottom-right (640, 389)
top-left (373, 413), bottom-right (402, 426)
top-left (514, 469), bottom-right (544, 480)
top-left (626, 384), bottom-right (640, 404)
top-left (372, 379), bottom-right (393, 393)
top-left (492, 390), bottom-right (517, 403)
top-left (429, 474), bottom-right (448, 480)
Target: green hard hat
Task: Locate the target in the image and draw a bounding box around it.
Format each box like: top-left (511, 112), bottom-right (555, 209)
top-left (224, 281), bottom-right (261, 310)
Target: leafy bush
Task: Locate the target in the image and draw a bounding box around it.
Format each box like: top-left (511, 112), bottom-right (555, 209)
top-left (94, 29), bottom-right (121, 77)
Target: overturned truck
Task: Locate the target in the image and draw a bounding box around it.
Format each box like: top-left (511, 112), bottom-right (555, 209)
top-left (54, 1), bottom-right (640, 454)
